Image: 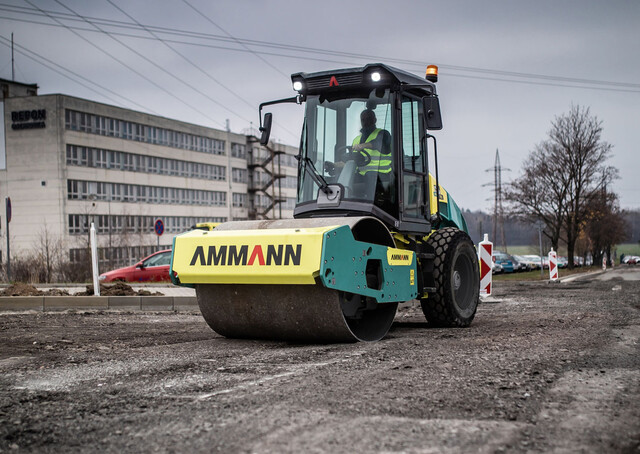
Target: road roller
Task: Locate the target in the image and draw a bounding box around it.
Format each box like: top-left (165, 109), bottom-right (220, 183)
top-left (170, 63), bottom-right (479, 342)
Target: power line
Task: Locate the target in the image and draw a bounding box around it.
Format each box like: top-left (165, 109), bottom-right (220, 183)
top-left (2, 3), bottom-right (639, 91)
top-left (0, 13), bottom-right (300, 140)
top-left (442, 72), bottom-right (640, 94)
top-left (23, 0), bottom-right (224, 128)
top-left (51, 0), bottom-right (243, 128)
top-left (180, 0), bottom-right (288, 78)
top-left (0, 35), bottom-right (159, 113)
top-left (483, 149), bottom-right (510, 252)
top-left (4, 12), bottom-right (639, 96)
top-left (103, 0), bottom-right (299, 141)
top-left (40, 1), bottom-right (300, 139)
top-left (82, 0), bottom-right (297, 139)
top-left (105, 0), bottom-right (254, 111)
top-left (4, 10), bottom-right (640, 97)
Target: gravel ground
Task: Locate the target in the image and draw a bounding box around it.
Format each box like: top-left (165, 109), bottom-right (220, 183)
top-left (1, 269), bottom-right (639, 453)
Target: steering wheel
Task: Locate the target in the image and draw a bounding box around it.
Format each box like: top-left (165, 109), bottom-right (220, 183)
top-left (335, 145), bottom-right (372, 167)
top-left (355, 148), bottom-right (372, 166)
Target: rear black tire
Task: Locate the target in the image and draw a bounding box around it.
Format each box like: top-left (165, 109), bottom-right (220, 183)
top-left (421, 227), bottom-right (479, 327)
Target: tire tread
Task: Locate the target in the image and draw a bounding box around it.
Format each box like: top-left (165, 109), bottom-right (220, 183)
top-left (421, 227), bottom-right (479, 327)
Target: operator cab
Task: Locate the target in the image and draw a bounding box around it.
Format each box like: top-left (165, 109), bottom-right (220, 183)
top-left (259, 63), bottom-right (442, 235)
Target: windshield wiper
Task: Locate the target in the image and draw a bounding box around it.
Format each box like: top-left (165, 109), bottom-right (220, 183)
top-left (301, 157), bottom-right (331, 194)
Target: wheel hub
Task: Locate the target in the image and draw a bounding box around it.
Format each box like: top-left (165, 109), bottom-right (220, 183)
top-left (453, 270), bottom-right (462, 290)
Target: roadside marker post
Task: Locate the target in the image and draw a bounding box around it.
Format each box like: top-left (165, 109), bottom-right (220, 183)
top-left (478, 234), bottom-right (493, 297)
top-left (549, 248), bottom-right (558, 281)
top-left (548, 248), bottom-right (558, 281)
top-left (90, 222), bottom-right (100, 296)
top-left (5, 197), bottom-right (11, 282)
top-left (602, 254), bottom-right (607, 271)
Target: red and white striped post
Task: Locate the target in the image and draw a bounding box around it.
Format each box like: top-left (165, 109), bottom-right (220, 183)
top-left (602, 253), bottom-right (607, 271)
top-left (479, 234), bottom-right (493, 297)
top-left (548, 248), bottom-right (558, 281)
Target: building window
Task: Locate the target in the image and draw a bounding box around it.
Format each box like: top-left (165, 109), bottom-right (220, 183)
top-left (67, 180), bottom-right (82, 199)
top-left (282, 175), bottom-right (297, 188)
top-left (68, 214), bottom-right (226, 236)
top-left (231, 167), bottom-right (247, 183)
top-left (232, 193), bottom-right (246, 208)
top-left (283, 197), bottom-right (297, 210)
top-left (67, 179), bottom-right (227, 207)
top-left (66, 145), bottom-right (226, 181)
top-left (231, 143), bottom-right (246, 159)
top-left (65, 109), bottom-right (226, 155)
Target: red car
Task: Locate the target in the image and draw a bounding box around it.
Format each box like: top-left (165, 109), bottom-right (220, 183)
top-left (99, 249), bottom-right (172, 283)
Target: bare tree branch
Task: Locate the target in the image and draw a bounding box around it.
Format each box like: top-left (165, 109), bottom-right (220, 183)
top-left (506, 105), bottom-right (617, 267)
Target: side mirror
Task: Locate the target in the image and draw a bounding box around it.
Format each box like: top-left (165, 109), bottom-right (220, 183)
top-left (422, 96), bottom-right (443, 130)
top-left (259, 112), bottom-right (272, 146)
top-left (136, 262), bottom-right (144, 269)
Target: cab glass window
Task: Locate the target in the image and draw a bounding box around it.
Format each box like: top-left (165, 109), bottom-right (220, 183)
top-left (401, 98), bottom-right (425, 173)
top-left (299, 88), bottom-right (394, 210)
top-left (401, 97), bottom-right (426, 219)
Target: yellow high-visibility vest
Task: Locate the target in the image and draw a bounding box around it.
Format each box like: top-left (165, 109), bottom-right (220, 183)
top-left (352, 128), bottom-right (392, 175)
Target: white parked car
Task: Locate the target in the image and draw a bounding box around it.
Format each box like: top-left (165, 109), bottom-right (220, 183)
top-left (513, 255), bottom-right (537, 271)
top-left (524, 255), bottom-right (545, 270)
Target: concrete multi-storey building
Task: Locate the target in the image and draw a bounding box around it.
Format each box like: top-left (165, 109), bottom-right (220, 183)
top-left (0, 78), bottom-right (298, 271)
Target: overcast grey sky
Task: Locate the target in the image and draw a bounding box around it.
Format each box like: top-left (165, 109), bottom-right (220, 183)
top-left (1, 0), bottom-right (639, 211)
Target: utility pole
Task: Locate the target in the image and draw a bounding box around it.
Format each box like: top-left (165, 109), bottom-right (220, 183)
top-left (484, 149), bottom-right (509, 252)
top-left (11, 32), bottom-right (15, 81)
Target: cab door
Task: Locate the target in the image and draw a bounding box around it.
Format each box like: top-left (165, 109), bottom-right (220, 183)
top-left (399, 95), bottom-right (429, 229)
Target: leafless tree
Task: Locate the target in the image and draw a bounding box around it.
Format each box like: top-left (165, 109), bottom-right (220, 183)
top-left (507, 105), bottom-right (616, 268)
top-left (33, 223), bottom-right (65, 283)
top-left (585, 190), bottom-right (629, 266)
top-left (505, 142), bottom-right (570, 251)
top-left (552, 105), bottom-right (616, 268)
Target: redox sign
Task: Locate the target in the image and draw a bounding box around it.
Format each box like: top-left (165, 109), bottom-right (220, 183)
top-left (548, 249), bottom-right (558, 281)
top-left (478, 234), bottom-right (493, 297)
top-left (154, 219), bottom-right (164, 236)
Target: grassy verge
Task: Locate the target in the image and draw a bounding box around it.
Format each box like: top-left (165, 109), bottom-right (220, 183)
top-left (493, 266), bottom-right (601, 281)
top-left (617, 243), bottom-right (640, 256)
top-left (499, 243), bottom-right (640, 258)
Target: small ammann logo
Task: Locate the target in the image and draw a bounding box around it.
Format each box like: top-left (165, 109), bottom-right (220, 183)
top-left (387, 249), bottom-right (413, 266)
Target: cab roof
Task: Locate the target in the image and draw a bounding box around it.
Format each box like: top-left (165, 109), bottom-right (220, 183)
top-left (291, 63), bottom-right (436, 96)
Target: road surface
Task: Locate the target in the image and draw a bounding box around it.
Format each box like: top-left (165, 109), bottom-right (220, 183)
top-left (1, 270), bottom-right (639, 452)
top-left (594, 266), bottom-right (640, 281)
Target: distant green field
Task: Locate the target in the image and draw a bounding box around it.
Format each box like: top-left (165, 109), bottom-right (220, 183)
top-left (497, 245), bottom-right (567, 256)
top-left (617, 243), bottom-right (640, 256)
top-left (496, 243), bottom-right (640, 258)
top-left (493, 266), bottom-right (600, 281)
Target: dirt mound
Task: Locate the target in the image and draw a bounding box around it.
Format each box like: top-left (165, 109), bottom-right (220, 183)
top-left (79, 282), bottom-right (163, 296)
top-left (44, 288), bottom-right (70, 296)
top-left (1, 282), bottom-right (42, 296)
top-left (0, 283), bottom-right (72, 297)
top-left (0, 282), bottom-right (161, 297)
top-left (136, 289), bottom-right (164, 296)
